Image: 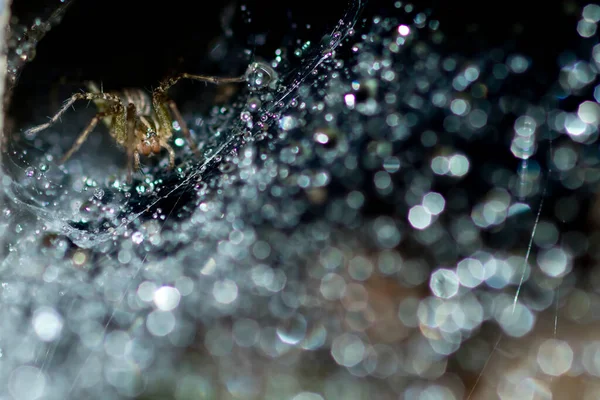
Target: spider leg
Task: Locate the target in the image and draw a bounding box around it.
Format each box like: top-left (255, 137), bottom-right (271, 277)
top-left (25, 91), bottom-right (123, 136)
top-left (134, 151), bottom-right (141, 171)
top-left (165, 97), bottom-right (199, 155)
top-left (125, 103), bottom-right (137, 183)
top-left (59, 109), bottom-right (116, 164)
top-left (151, 92), bottom-right (176, 154)
top-left (157, 72), bottom-right (247, 93)
top-left (160, 141), bottom-right (176, 169)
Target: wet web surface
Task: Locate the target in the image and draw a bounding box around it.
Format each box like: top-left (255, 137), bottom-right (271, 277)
top-left (1, 1), bottom-right (600, 399)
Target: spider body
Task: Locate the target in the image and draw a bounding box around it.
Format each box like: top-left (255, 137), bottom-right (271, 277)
top-left (86, 82), bottom-right (175, 169)
top-left (25, 71), bottom-right (248, 181)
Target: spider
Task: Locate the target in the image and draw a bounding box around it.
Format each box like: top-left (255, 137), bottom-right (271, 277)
top-left (24, 71), bottom-right (248, 181)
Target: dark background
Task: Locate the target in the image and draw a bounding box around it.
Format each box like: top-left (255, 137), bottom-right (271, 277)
top-left (8, 0), bottom-right (585, 121)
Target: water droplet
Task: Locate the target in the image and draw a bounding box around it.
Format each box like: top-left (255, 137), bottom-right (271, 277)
top-left (245, 61), bottom-right (278, 90)
top-left (430, 269), bottom-right (460, 299)
top-left (276, 314), bottom-right (308, 345)
top-left (240, 111), bottom-right (252, 122)
top-left (314, 131), bottom-right (331, 145)
top-left (132, 231), bottom-right (144, 244)
top-left (85, 178), bottom-right (97, 187)
top-left (93, 188), bottom-right (104, 200)
top-left (247, 97), bottom-right (262, 112)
